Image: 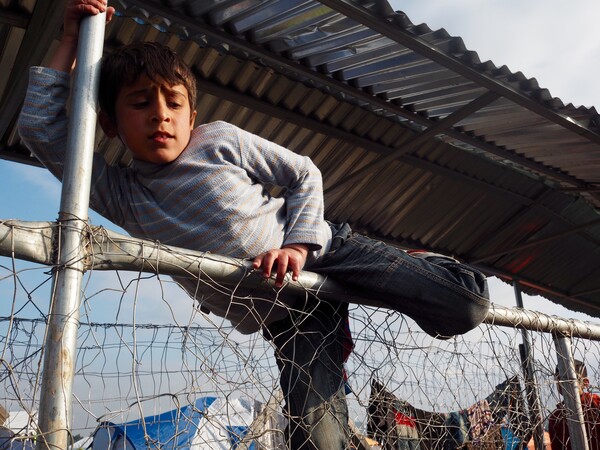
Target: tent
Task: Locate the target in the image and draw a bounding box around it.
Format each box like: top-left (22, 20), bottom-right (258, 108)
top-left (90, 397), bottom-right (260, 450)
top-left (0, 410), bottom-right (36, 450)
top-left (0, 428), bottom-right (34, 450)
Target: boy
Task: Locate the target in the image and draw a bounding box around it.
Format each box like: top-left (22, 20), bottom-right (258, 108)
top-left (549, 360), bottom-right (600, 450)
top-left (17, 1), bottom-right (490, 448)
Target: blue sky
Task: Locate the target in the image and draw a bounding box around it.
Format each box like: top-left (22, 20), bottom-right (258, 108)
top-left (2, 1), bottom-right (600, 324)
top-left (391, 0), bottom-right (600, 109)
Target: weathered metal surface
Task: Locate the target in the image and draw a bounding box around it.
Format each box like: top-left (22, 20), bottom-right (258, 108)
top-left (4, 219), bottom-right (600, 341)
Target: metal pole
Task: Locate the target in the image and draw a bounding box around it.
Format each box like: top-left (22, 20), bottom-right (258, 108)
top-left (5, 220), bottom-right (600, 339)
top-left (5, 220), bottom-right (600, 341)
top-left (36, 10), bottom-right (106, 450)
top-left (553, 333), bottom-right (589, 450)
top-left (483, 304), bottom-right (600, 340)
top-left (514, 281), bottom-right (545, 450)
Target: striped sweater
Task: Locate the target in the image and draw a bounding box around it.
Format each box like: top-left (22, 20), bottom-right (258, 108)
top-left (18, 66), bottom-right (333, 333)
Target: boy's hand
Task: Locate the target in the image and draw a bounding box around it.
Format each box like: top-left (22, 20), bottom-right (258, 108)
top-left (64, 0), bottom-right (115, 42)
top-left (253, 244), bottom-right (309, 289)
top-left (50, 0), bottom-right (115, 72)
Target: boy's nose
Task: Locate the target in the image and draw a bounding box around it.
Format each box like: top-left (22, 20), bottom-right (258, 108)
top-left (152, 102), bottom-right (170, 122)
top-left (152, 112), bottom-right (169, 122)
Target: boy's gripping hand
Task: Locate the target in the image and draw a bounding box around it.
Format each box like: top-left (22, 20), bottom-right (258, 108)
top-left (64, 0), bottom-right (114, 42)
top-left (253, 244), bottom-right (309, 289)
top-left (50, 0), bottom-right (115, 72)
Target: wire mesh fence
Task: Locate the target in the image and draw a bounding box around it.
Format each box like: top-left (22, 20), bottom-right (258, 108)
top-left (1, 222), bottom-right (600, 449)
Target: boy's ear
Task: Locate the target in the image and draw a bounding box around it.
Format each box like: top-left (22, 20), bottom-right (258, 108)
top-left (190, 110), bottom-right (197, 128)
top-left (99, 111), bottom-right (118, 138)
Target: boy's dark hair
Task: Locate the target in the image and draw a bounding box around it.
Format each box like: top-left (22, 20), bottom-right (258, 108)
top-left (99, 41), bottom-right (197, 119)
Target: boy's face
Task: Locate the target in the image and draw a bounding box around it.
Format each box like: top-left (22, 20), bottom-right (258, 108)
top-left (101, 74), bottom-right (197, 164)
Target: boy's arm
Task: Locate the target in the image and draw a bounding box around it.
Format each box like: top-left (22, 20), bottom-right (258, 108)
top-left (49, 0), bottom-right (114, 73)
top-left (18, 0), bottom-right (128, 225)
top-left (225, 123), bottom-right (325, 288)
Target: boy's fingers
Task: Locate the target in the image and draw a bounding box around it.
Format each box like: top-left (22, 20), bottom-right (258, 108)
top-left (253, 248), bottom-right (305, 286)
top-left (72, 0), bottom-right (108, 15)
top-left (284, 256), bottom-right (297, 281)
top-left (275, 255), bottom-right (289, 287)
top-left (290, 262), bottom-right (300, 281)
top-left (258, 252), bottom-right (276, 278)
top-left (106, 7), bottom-right (115, 22)
top-left (252, 254), bottom-right (268, 274)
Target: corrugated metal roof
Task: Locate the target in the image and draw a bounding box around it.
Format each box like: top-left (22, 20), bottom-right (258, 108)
top-left (1, 0), bottom-right (600, 317)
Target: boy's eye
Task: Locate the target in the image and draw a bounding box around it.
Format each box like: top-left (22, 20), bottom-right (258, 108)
top-left (131, 101), bottom-right (149, 108)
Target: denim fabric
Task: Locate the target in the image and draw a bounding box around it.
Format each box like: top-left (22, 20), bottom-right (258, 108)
top-left (397, 438), bottom-right (421, 450)
top-left (444, 411), bottom-right (469, 450)
top-left (309, 226), bottom-right (490, 338)
top-left (262, 224), bottom-right (489, 450)
top-left (264, 298), bottom-right (350, 450)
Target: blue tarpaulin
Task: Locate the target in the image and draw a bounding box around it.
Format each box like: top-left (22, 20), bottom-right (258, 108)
top-left (90, 397), bottom-right (257, 450)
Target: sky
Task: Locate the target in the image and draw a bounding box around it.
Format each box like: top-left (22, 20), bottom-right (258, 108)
top-left (390, 0), bottom-right (600, 109)
top-left (2, 2), bottom-right (600, 323)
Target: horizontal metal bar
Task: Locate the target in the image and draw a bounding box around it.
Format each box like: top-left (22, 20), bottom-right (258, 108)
top-left (485, 303), bottom-right (600, 340)
top-left (3, 219), bottom-right (600, 340)
top-left (0, 220), bottom-right (56, 265)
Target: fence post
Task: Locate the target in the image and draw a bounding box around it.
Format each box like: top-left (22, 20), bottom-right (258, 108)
top-left (514, 280), bottom-right (545, 450)
top-left (35, 10), bottom-right (106, 450)
top-left (553, 333), bottom-right (589, 450)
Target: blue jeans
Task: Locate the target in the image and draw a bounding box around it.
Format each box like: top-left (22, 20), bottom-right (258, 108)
top-left (310, 224), bottom-right (490, 338)
top-left (264, 223), bottom-right (490, 450)
top-left (264, 298), bottom-right (351, 450)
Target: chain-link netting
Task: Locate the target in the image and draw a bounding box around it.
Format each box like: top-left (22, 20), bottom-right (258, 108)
top-left (2, 225), bottom-right (600, 450)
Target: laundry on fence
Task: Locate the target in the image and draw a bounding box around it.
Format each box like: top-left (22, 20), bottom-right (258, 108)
top-left (367, 376), bottom-right (528, 450)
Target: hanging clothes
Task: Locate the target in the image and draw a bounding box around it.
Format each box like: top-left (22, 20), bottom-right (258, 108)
top-left (367, 376), bottom-right (528, 450)
top-left (367, 379), bottom-right (423, 450)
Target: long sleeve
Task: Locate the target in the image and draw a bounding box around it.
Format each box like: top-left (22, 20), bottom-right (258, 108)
top-left (222, 121), bottom-right (327, 250)
top-left (17, 67), bottom-right (72, 180)
top-left (18, 66), bottom-right (130, 227)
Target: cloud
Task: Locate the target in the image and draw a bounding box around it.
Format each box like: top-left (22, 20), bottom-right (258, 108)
top-left (388, 0), bottom-right (600, 107)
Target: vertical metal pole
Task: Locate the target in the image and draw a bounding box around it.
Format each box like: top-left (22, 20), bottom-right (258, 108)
top-left (514, 280), bottom-right (545, 450)
top-left (36, 11), bottom-right (106, 450)
top-left (553, 333), bottom-right (590, 450)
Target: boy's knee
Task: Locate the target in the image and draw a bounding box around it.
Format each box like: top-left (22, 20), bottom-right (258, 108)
top-left (418, 278), bottom-right (490, 339)
top-left (460, 294), bottom-right (490, 331)
top-left (453, 293), bottom-right (490, 336)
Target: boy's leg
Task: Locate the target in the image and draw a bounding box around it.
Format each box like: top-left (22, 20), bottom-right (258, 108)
top-left (311, 225), bottom-right (490, 338)
top-left (264, 298), bottom-right (350, 450)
